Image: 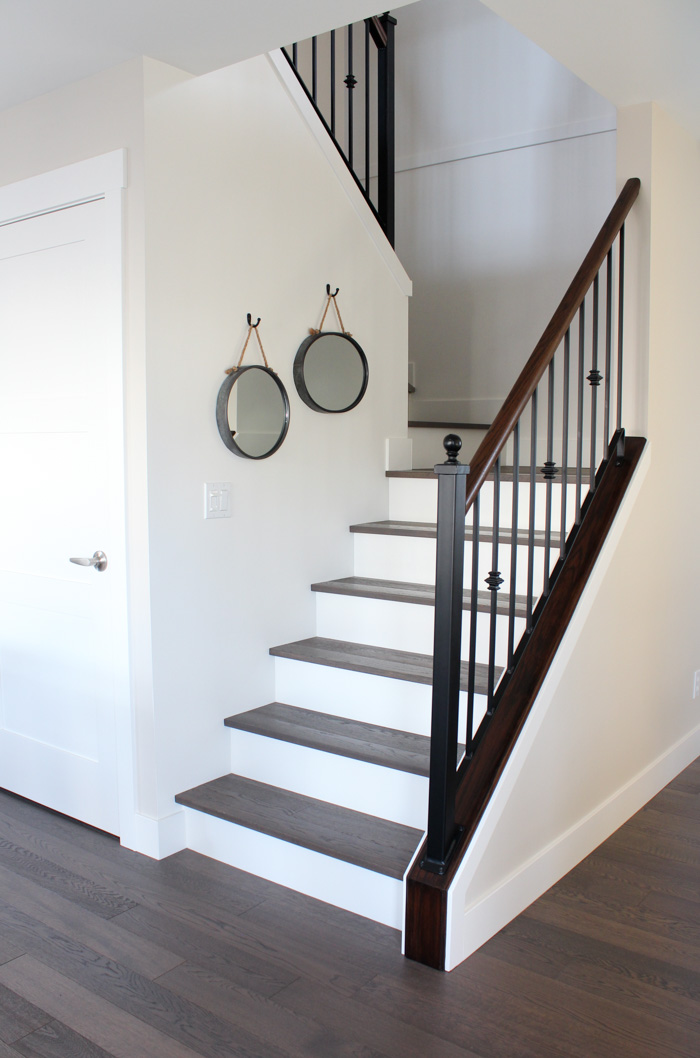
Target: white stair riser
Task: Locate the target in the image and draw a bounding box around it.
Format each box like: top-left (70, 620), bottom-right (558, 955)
top-left (353, 532), bottom-right (552, 597)
top-left (182, 806), bottom-right (407, 929)
top-left (230, 728), bottom-right (428, 829)
top-left (315, 591), bottom-right (526, 666)
top-left (273, 655), bottom-right (488, 737)
top-left (388, 476), bottom-right (585, 534)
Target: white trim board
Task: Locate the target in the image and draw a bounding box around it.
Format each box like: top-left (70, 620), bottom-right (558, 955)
top-left (0, 150), bottom-right (127, 224)
top-left (396, 119), bottom-right (616, 175)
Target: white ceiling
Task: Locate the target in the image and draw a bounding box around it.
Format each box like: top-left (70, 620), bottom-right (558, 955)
top-left (2, 0), bottom-right (698, 140)
top-left (0, 0), bottom-right (417, 113)
top-left (480, 0), bottom-right (700, 140)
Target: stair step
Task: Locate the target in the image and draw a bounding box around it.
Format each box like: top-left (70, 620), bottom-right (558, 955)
top-left (311, 575), bottom-right (527, 618)
top-left (175, 773), bottom-right (422, 879)
top-left (225, 701), bottom-right (434, 776)
top-left (269, 636), bottom-right (500, 694)
top-left (350, 519), bottom-right (562, 549)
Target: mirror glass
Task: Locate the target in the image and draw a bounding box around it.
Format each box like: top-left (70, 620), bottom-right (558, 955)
top-left (216, 365), bottom-right (290, 459)
top-left (294, 331), bottom-right (368, 413)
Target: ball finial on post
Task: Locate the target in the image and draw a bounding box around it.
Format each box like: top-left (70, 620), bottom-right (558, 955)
top-left (443, 434), bottom-right (462, 465)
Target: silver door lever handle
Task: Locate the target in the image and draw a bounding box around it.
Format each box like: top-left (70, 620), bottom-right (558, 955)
top-left (69, 551), bottom-right (108, 572)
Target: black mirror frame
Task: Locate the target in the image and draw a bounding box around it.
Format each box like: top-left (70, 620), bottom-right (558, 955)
top-left (293, 330), bottom-right (369, 414)
top-left (216, 364), bottom-right (290, 459)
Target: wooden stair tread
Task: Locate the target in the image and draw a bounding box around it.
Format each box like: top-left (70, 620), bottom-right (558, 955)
top-left (225, 702), bottom-right (434, 776)
top-left (175, 773), bottom-right (422, 879)
top-left (408, 420), bottom-right (490, 431)
top-left (269, 636), bottom-right (499, 694)
top-left (311, 575), bottom-right (527, 618)
top-left (350, 519), bottom-right (562, 548)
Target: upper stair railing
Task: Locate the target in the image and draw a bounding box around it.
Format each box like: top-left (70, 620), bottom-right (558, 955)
top-left (411, 179), bottom-right (641, 936)
top-left (283, 13), bottom-right (396, 245)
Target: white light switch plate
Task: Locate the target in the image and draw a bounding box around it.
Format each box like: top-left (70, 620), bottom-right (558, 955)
top-left (204, 482), bottom-right (231, 519)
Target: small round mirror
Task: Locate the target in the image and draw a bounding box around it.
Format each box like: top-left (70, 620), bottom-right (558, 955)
top-left (216, 365), bottom-right (290, 459)
top-left (293, 331), bottom-right (369, 413)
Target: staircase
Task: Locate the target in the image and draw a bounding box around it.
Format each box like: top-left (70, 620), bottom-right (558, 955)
top-left (175, 461), bottom-right (574, 931)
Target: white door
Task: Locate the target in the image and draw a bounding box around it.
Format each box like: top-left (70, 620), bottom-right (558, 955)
top-left (0, 174), bottom-right (127, 835)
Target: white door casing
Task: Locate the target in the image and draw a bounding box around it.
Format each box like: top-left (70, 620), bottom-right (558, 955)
top-left (0, 152), bottom-right (130, 835)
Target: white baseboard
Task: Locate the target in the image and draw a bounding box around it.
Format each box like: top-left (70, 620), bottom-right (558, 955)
top-left (119, 808), bottom-right (186, 860)
top-left (448, 722), bottom-right (700, 969)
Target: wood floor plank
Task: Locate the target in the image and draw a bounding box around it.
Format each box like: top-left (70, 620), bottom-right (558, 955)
top-left (0, 831), bottom-right (136, 921)
top-left (0, 981), bottom-right (51, 1045)
top-left (357, 965), bottom-right (570, 1058)
top-left (460, 951), bottom-right (697, 1058)
top-left (0, 907), bottom-right (290, 1058)
top-left (0, 863), bottom-right (182, 981)
top-left (154, 963), bottom-right (337, 1058)
top-left (524, 895), bottom-right (700, 975)
top-left (0, 956), bottom-right (203, 1058)
top-left (111, 904), bottom-right (297, 999)
top-left (273, 975), bottom-right (485, 1058)
top-left (0, 759), bottom-right (698, 1056)
top-left (12, 1019), bottom-right (116, 1058)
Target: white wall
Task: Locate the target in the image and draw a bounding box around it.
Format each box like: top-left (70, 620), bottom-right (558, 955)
top-left (141, 53), bottom-right (408, 827)
top-left (445, 102), bottom-right (700, 969)
top-left (0, 53), bottom-right (409, 853)
top-left (394, 0), bottom-right (617, 423)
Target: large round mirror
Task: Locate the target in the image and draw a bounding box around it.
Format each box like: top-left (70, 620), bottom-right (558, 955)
top-left (293, 331), bottom-right (369, 413)
top-left (216, 365), bottom-right (290, 459)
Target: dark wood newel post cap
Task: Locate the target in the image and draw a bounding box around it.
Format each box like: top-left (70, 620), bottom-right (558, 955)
top-left (434, 434), bottom-right (469, 476)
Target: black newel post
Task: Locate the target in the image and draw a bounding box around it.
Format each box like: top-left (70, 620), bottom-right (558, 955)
top-left (422, 434), bottom-right (468, 874)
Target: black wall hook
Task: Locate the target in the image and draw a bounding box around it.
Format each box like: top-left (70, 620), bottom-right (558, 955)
top-left (247, 313), bottom-right (261, 328)
top-left (326, 285), bottom-right (340, 297)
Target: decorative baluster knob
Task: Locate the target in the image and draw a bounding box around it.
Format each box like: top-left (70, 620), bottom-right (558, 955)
top-left (443, 434), bottom-right (462, 465)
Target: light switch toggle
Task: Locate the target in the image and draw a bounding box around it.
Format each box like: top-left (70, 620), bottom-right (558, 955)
top-left (204, 482), bottom-right (232, 519)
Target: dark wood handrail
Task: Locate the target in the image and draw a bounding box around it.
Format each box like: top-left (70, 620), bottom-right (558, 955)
top-left (464, 178), bottom-right (640, 513)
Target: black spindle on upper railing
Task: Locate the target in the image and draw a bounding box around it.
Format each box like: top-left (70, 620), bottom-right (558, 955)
top-left (420, 179), bottom-right (640, 874)
top-left (283, 13), bottom-right (396, 245)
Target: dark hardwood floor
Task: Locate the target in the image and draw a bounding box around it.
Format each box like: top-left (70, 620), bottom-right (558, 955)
top-left (0, 757), bottom-right (698, 1057)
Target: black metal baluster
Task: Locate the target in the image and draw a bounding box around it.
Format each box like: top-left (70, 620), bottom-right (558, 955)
top-left (616, 224), bottom-right (626, 462)
top-left (345, 24), bottom-right (356, 170)
top-left (560, 328), bottom-right (571, 560)
top-left (364, 21), bottom-right (371, 194)
top-left (466, 494), bottom-right (480, 758)
top-left (526, 392), bottom-right (537, 631)
top-left (507, 424), bottom-right (520, 669)
top-left (542, 359), bottom-right (556, 595)
top-left (588, 273), bottom-right (602, 490)
top-left (377, 14), bottom-right (396, 245)
top-left (604, 247), bottom-right (613, 451)
top-left (575, 302), bottom-right (585, 523)
top-left (311, 36), bottom-right (318, 103)
top-left (486, 458), bottom-right (503, 711)
top-left (330, 30), bottom-right (336, 137)
top-left (423, 435), bottom-right (469, 873)
top-left (292, 42), bottom-right (298, 67)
